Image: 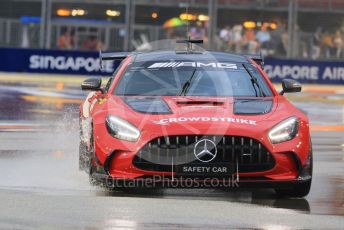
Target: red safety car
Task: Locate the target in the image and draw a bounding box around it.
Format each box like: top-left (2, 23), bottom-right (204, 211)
top-left (79, 40), bottom-right (312, 197)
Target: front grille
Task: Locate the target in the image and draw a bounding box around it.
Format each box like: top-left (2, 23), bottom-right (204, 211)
top-left (133, 135), bottom-right (275, 173)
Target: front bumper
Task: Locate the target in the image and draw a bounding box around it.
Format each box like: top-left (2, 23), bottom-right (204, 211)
top-left (92, 136), bottom-right (311, 185)
top-left (91, 171), bottom-right (312, 189)
top-left (92, 116), bottom-right (311, 183)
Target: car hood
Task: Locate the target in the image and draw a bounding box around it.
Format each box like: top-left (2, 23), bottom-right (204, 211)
top-left (104, 96), bottom-right (289, 136)
top-left (122, 96), bottom-right (274, 116)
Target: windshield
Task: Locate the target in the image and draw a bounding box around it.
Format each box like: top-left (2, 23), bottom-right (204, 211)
top-left (114, 61), bottom-right (272, 97)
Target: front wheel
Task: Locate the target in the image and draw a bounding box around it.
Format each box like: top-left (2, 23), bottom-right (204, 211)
top-left (275, 150), bottom-right (313, 198)
top-left (275, 179), bottom-right (312, 198)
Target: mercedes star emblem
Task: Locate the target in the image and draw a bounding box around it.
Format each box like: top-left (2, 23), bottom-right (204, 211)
top-left (194, 139), bottom-right (217, 162)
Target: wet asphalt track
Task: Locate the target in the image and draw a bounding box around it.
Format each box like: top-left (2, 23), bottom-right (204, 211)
top-left (0, 74), bottom-right (343, 229)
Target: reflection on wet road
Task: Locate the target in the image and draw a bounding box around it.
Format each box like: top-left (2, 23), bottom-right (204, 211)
top-left (0, 74), bottom-right (343, 229)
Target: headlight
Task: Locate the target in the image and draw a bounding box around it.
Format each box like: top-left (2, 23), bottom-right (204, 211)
top-left (106, 115), bottom-right (140, 142)
top-left (268, 117), bottom-right (299, 144)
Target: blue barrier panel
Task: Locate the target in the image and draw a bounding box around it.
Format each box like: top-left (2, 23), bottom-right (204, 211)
top-left (0, 47), bottom-right (116, 75)
top-left (264, 58), bottom-right (344, 85)
top-left (0, 47), bottom-right (344, 84)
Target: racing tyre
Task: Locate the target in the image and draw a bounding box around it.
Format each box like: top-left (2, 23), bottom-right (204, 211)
top-left (87, 126), bottom-right (103, 186)
top-left (275, 179), bottom-right (311, 198)
top-left (275, 150), bottom-right (313, 198)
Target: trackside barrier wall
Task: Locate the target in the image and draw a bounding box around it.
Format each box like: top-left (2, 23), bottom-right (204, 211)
top-left (0, 48), bottom-right (343, 84)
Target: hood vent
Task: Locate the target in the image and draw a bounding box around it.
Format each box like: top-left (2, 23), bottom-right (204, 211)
top-left (234, 98), bottom-right (273, 115)
top-left (176, 101), bottom-right (224, 106)
top-left (123, 97), bottom-right (172, 114)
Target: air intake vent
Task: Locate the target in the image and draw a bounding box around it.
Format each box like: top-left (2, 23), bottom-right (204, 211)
top-left (176, 101), bottom-right (224, 106)
top-left (133, 135), bottom-right (275, 173)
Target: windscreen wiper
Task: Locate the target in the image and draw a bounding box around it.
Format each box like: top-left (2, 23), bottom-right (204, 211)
top-left (243, 64), bottom-right (266, 97)
top-left (178, 68), bottom-right (197, 96)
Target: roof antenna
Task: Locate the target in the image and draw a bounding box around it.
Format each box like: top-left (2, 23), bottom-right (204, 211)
top-left (176, 2), bottom-right (203, 53)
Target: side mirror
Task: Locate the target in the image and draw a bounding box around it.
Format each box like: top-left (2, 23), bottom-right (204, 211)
top-left (81, 78), bottom-right (102, 91)
top-left (280, 79), bottom-right (302, 95)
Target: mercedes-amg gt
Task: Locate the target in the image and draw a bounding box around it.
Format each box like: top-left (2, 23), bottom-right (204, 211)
top-left (79, 40), bottom-right (312, 197)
